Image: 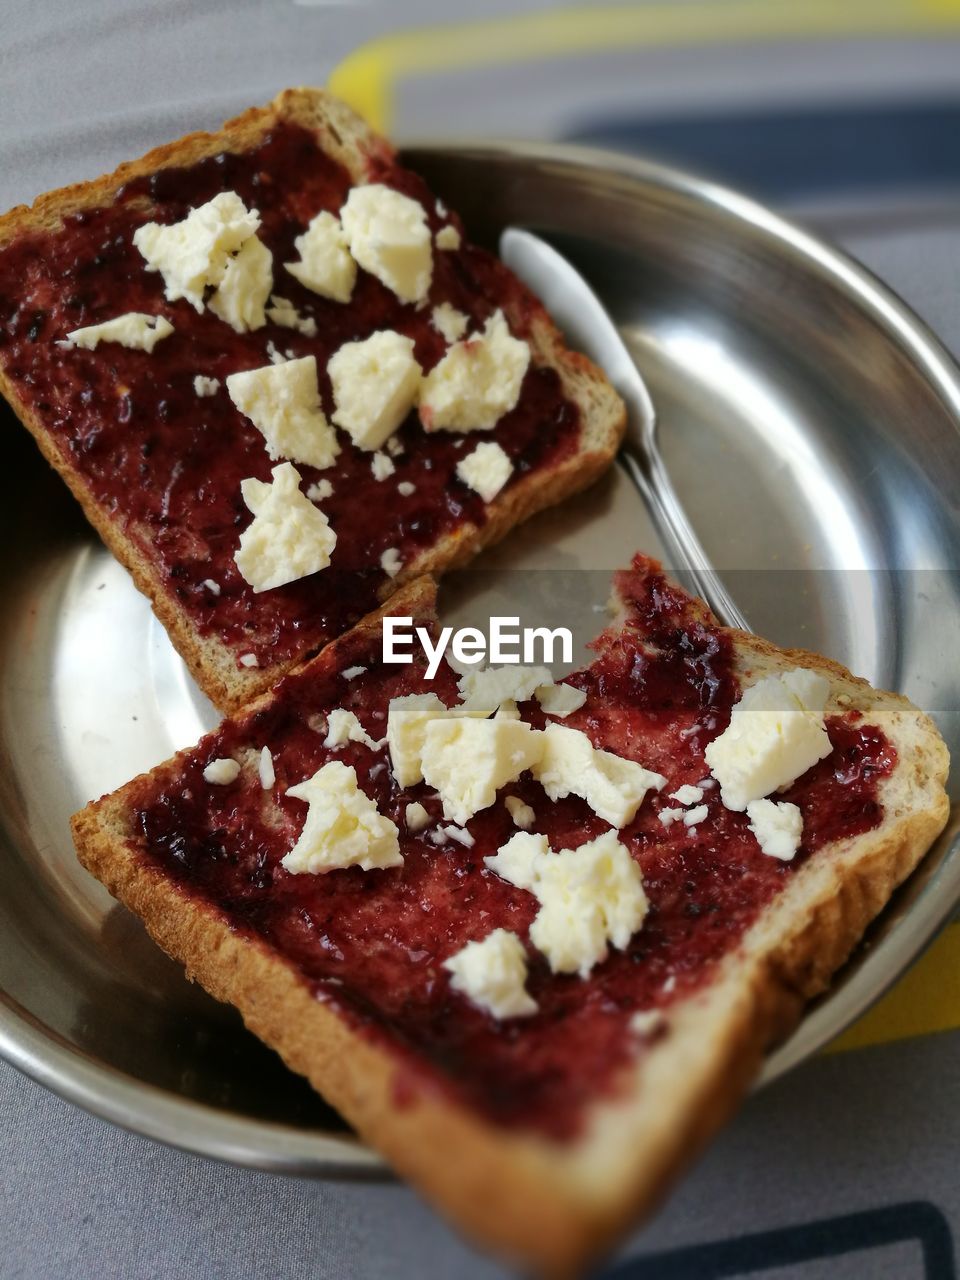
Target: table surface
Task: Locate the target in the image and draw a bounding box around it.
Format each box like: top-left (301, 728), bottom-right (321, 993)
top-left (3, 3), bottom-right (960, 1277)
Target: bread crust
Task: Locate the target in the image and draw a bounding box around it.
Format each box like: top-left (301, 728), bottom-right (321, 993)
top-left (71, 584), bottom-right (950, 1276)
top-left (0, 87), bottom-right (625, 714)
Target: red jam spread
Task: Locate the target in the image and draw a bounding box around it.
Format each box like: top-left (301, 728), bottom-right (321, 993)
top-left (127, 558), bottom-right (895, 1141)
top-left (0, 124), bottom-right (581, 668)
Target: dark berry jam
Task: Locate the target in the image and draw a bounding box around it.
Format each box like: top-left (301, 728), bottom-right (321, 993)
top-left (127, 558), bottom-right (894, 1141)
top-left (0, 124), bottom-right (580, 670)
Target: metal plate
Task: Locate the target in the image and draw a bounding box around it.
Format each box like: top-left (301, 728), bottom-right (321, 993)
top-left (0, 140), bottom-right (957, 1176)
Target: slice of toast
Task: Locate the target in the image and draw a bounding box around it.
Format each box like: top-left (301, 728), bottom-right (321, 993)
top-left (71, 557), bottom-right (949, 1275)
top-left (0, 88), bottom-right (624, 714)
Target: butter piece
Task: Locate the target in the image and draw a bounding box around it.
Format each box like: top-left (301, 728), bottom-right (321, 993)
top-left (746, 798), bottom-right (803, 861)
top-left (421, 717), bottom-right (543, 825)
top-left (340, 184), bottom-right (432, 305)
top-left (227, 355), bottom-right (339, 471)
top-left (208, 234), bottom-right (273, 333)
top-left (282, 761), bottom-right (401, 874)
top-left (704, 668), bottom-right (832, 811)
top-left (456, 441), bottom-right (513, 503)
top-left (67, 313), bottom-right (173, 352)
top-left (285, 210), bottom-right (357, 303)
top-left (443, 928), bottom-right (537, 1019)
top-left (431, 302), bottom-right (468, 344)
top-left (419, 310), bottom-right (529, 433)
top-left (234, 462), bottom-right (336, 592)
top-left (535, 683), bottom-right (587, 719)
top-left (386, 692), bottom-right (449, 786)
top-left (533, 723), bottom-right (666, 828)
top-left (328, 330), bottom-right (422, 451)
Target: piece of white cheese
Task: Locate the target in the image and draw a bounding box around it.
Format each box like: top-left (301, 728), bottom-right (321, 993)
top-left (443, 928), bottom-right (537, 1020)
top-left (285, 210), bottom-right (357, 303)
top-left (371, 451), bottom-right (395, 481)
top-left (258, 746), bottom-right (276, 790)
top-left (397, 480), bottom-right (416, 497)
top-left (533, 723), bottom-right (666, 828)
top-left (208, 234), bottom-right (273, 333)
top-left (386, 692), bottom-right (450, 786)
top-left (419, 310), bottom-right (530, 433)
top-left (381, 547), bottom-right (402, 577)
top-left (435, 224), bottom-right (462, 251)
top-left (405, 801), bottom-right (431, 832)
top-left (504, 795), bottom-right (535, 831)
top-left (682, 804), bottom-right (709, 828)
top-left (704, 668), bottom-right (832, 811)
top-left (630, 1009), bottom-right (667, 1038)
top-left (431, 302), bottom-right (468, 344)
top-left (194, 375), bottom-right (220, 397)
top-left (265, 295), bottom-right (318, 337)
top-left (340, 184), bottom-right (433, 305)
top-left (203, 757), bottom-right (240, 785)
top-left (670, 784), bottom-right (704, 806)
top-left (456, 441), bottom-right (513, 503)
top-left (306, 478), bottom-right (333, 502)
top-left (328, 329), bottom-right (422, 451)
top-left (282, 761), bottom-right (401, 874)
top-left (485, 830), bottom-right (648, 978)
top-left (658, 807), bottom-right (684, 828)
top-left (234, 462), bottom-right (336, 592)
top-left (239, 652), bottom-right (259, 668)
top-left (67, 313), bottom-right (173, 352)
top-left (323, 708), bottom-right (384, 752)
top-left (457, 664), bottom-right (551, 717)
top-left (133, 191), bottom-right (260, 311)
top-left (342, 665), bottom-right (366, 681)
top-left (227, 355), bottom-right (339, 471)
top-left (535, 683), bottom-right (587, 719)
top-left (421, 717), bottom-right (543, 825)
top-left (746, 798), bottom-right (803, 861)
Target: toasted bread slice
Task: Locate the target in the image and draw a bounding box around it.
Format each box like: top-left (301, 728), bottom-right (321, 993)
top-left (0, 88), bottom-right (624, 714)
top-left (71, 558), bottom-right (949, 1275)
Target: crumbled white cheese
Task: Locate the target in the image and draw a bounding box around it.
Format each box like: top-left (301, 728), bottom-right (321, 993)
top-left (682, 804), bottom-right (709, 828)
top-left (385, 435), bottom-right (404, 457)
top-left (266, 295), bottom-right (318, 337)
top-left (285, 210), bottom-right (357, 303)
top-left (630, 1009), bottom-right (666, 1038)
top-left (419, 310), bottom-right (529, 433)
top-left (495, 700), bottom-right (520, 721)
top-left (386, 692), bottom-right (449, 786)
top-left (397, 481), bottom-right (416, 497)
top-left (658, 807), bottom-right (684, 828)
top-left (342, 665), bottom-right (366, 681)
top-left (428, 827), bottom-right (449, 846)
top-left (324, 708), bottom-right (383, 751)
top-left (227, 356), bottom-right (339, 471)
top-left (194, 375), bottom-right (220, 397)
top-left (405, 801), bottom-right (431, 832)
top-left (282, 761), bottom-right (401, 874)
top-left (234, 462), bottom-right (337, 592)
top-left (328, 330), bottom-right (422, 451)
top-left (670, 784), bottom-right (704, 806)
top-left (444, 825), bottom-right (475, 848)
top-left (67, 313), bottom-right (173, 352)
top-left (746, 798), bottom-right (803, 861)
top-left (306, 478), bottom-right (333, 502)
top-left (340, 184), bottom-right (433, 304)
top-left (431, 302), bottom-right (468, 344)
top-left (266, 340), bottom-right (287, 365)
top-left (203, 757), bottom-right (240, 785)
top-left (239, 652), bottom-right (259, 668)
top-left (435, 224), bottom-right (461, 251)
top-left (258, 746), bottom-right (275, 790)
top-left (443, 928), bottom-right (537, 1019)
top-left (202, 578), bottom-right (221, 595)
top-left (533, 723), bottom-right (666, 828)
top-left (381, 547), bottom-right (402, 577)
top-left (457, 664), bottom-right (551, 717)
top-left (208, 234), bottom-right (273, 333)
top-left (704, 668), bottom-right (832, 811)
top-left (371, 451), bottom-right (395, 481)
top-left (456, 441), bottom-right (513, 503)
top-left (421, 717), bottom-right (543, 826)
top-left (133, 191), bottom-right (260, 311)
top-left (485, 830), bottom-right (648, 978)
top-left (535, 683), bottom-right (587, 719)
top-left (505, 795), bottom-right (535, 830)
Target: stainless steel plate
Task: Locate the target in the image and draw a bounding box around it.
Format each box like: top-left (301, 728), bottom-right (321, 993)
top-left (0, 140), bottom-right (957, 1176)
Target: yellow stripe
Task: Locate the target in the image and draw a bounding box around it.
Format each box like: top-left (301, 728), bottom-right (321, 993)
top-left (828, 922), bottom-right (960, 1053)
top-left (328, 1), bottom-right (960, 130)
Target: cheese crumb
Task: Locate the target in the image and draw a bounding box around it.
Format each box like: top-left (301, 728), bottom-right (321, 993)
top-left (328, 330), bottom-right (422, 451)
top-left (387, 692), bottom-right (449, 786)
top-left (485, 830), bottom-right (648, 977)
top-left (202, 578), bottom-right (221, 595)
top-left (704, 668), bottom-right (832, 811)
top-left (682, 804), bottom-right (709, 828)
top-left (421, 717), bottom-right (543, 825)
top-left (443, 928), bottom-right (537, 1020)
top-left (285, 210), bottom-right (357, 303)
top-left (670, 784), bottom-right (704, 806)
top-left (266, 295), bottom-right (318, 337)
top-left (342, 665), bottom-right (366, 681)
top-left (746, 798), bottom-right (803, 861)
top-left (307, 478), bottom-right (333, 502)
top-left (419, 310), bottom-right (529, 433)
top-left (457, 664), bottom-right (550, 717)
top-left (405, 801), bottom-right (431, 832)
top-left (133, 192), bottom-right (260, 311)
top-left (385, 435), bottom-right (404, 457)
top-left (435, 225), bottom-right (462, 251)
top-left (505, 795), bottom-right (535, 830)
top-left (371, 451), bottom-right (396, 481)
top-left (381, 547), bottom-right (402, 577)
top-left (235, 462), bottom-right (337, 592)
top-left (324, 708), bottom-right (383, 751)
top-left (239, 652), bottom-right (259, 668)
top-left (259, 746), bottom-right (276, 790)
top-left (630, 1009), bottom-right (666, 1038)
top-left (282, 761), bottom-right (401, 874)
top-left (431, 302), bottom-right (468, 344)
top-left (456, 441), bottom-right (513, 503)
top-left (227, 356), bottom-right (339, 470)
top-left (208, 234), bottom-right (273, 333)
top-left (194, 375), bottom-right (220, 397)
top-left (203, 757), bottom-right (240, 785)
top-left (658, 807), bottom-right (684, 828)
top-left (397, 481), bottom-right (416, 497)
top-left (535, 683), bottom-right (587, 719)
top-left (340, 184), bottom-right (433, 304)
top-left (67, 313), bottom-right (174, 352)
top-left (533, 723), bottom-right (666, 828)
top-left (445, 825), bottom-right (475, 848)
